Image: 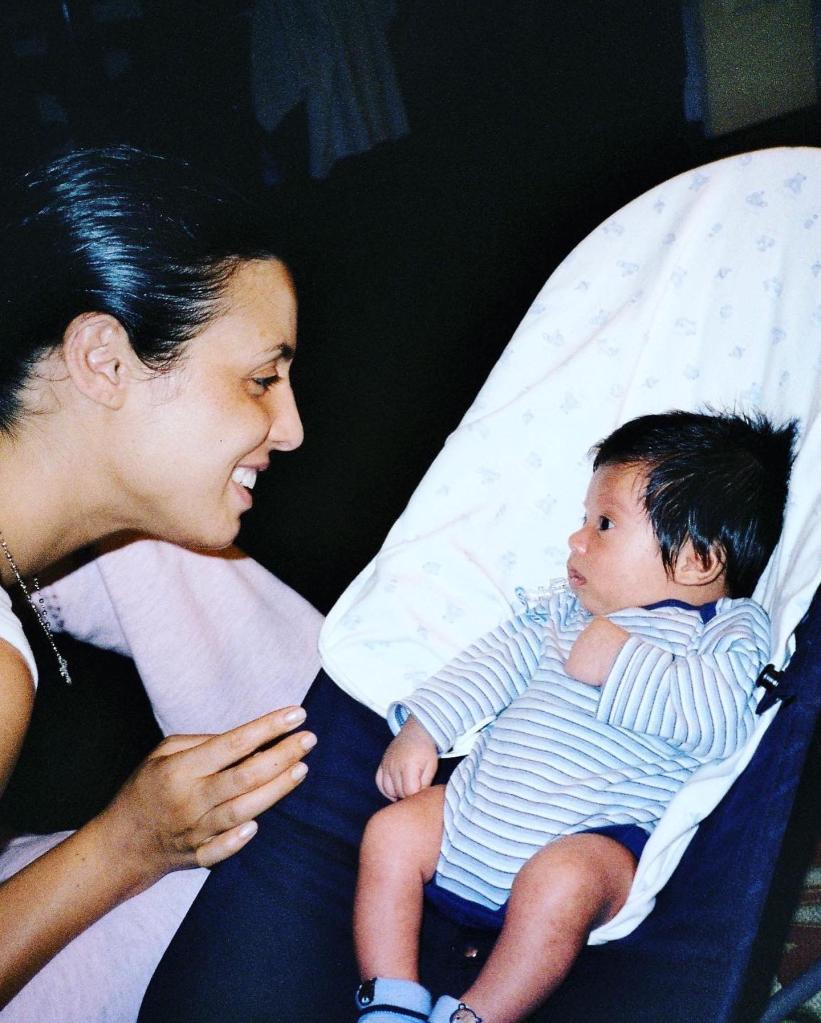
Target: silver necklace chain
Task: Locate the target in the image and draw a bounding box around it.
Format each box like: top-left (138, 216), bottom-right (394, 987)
top-left (0, 531), bottom-right (72, 685)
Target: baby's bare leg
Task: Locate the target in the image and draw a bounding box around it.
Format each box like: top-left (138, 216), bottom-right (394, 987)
top-left (354, 784), bottom-right (446, 981)
top-left (461, 833), bottom-right (637, 1023)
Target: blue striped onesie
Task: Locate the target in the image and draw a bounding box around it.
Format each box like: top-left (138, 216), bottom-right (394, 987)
top-left (388, 589), bottom-right (769, 911)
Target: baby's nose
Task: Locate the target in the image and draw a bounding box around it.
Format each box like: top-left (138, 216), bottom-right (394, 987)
top-left (568, 527), bottom-right (587, 553)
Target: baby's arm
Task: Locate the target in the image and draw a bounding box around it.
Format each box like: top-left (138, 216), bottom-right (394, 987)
top-left (376, 717), bottom-right (438, 801)
top-left (594, 602), bottom-right (769, 760)
top-left (565, 617), bottom-right (630, 685)
top-left (390, 612), bottom-right (543, 744)
top-left (379, 614), bottom-right (544, 800)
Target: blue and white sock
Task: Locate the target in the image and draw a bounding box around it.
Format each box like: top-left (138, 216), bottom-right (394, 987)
top-left (428, 995), bottom-right (484, 1023)
top-left (355, 977), bottom-right (432, 1022)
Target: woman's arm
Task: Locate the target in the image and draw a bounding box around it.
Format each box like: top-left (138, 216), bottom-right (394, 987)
top-left (0, 693), bottom-right (314, 1007)
top-left (0, 639), bottom-right (36, 800)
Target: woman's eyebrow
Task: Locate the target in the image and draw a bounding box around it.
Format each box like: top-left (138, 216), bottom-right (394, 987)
top-left (257, 343), bottom-right (296, 361)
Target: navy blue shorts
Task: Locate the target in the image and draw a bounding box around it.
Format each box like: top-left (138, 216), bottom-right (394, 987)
top-left (424, 823), bottom-right (650, 931)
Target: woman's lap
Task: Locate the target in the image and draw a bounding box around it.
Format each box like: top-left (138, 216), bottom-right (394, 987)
top-left (139, 671), bottom-right (493, 1022)
top-left (138, 670), bottom-right (391, 1021)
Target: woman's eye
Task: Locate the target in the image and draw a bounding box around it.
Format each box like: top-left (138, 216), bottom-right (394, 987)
top-left (251, 375), bottom-right (279, 393)
top-left (598, 516), bottom-right (613, 531)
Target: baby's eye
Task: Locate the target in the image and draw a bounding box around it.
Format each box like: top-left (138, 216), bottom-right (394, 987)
top-left (597, 516), bottom-right (613, 531)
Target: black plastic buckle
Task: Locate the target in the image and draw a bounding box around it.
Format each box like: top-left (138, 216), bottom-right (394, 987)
top-left (755, 663), bottom-right (795, 715)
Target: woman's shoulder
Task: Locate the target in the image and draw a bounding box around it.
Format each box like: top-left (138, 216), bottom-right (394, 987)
top-left (0, 586), bottom-right (38, 688)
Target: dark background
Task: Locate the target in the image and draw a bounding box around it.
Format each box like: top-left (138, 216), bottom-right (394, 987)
top-left (0, 1), bottom-right (818, 832)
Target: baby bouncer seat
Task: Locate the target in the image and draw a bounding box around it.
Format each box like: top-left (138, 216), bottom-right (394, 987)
top-left (319, 146), bottom-right (821, 1022)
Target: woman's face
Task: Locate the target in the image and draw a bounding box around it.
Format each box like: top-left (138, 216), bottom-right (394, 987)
top-left (120, 258), bottom-right (303, 548)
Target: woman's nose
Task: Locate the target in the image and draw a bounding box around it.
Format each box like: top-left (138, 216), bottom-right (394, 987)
top-left (268, 383), bottom-right (304, 452)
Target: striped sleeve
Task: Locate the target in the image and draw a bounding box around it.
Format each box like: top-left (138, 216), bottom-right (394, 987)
top-left (388, 613), bottom-right (544, 752)
top-left (595, 600), bottom-right (770, 761)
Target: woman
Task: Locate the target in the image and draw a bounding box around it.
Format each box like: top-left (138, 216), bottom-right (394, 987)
top-left (0, 146), bottom-right (321, 1018)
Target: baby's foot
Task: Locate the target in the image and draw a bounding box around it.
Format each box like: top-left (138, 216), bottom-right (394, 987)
top-left (355, 977), bottom-right (432, 1022)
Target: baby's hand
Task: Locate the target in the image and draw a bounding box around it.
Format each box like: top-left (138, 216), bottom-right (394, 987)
top-left (376, 717), bottom-right (439, 801)
top-left (565, 617), bottom-right (630, 686)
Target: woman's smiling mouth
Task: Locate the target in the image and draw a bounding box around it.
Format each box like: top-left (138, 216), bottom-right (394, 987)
top-left (231, 466), bottom-right (258, 490)
top-left (230, 465), bottom-right (263, 511)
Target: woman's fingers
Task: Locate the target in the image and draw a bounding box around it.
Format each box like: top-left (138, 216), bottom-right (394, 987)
top-left (196, 758), bottom-right (310, 841)
top-left (208, 729), bottom-right (316, 807)
top-left (150, 733), bottom-right (212, 758)
top-left (183, 706), bottom-right (308, 774)
top-left (122, 708), bottom-right (312, 867)
top-left (195, 820), bottom-right (259, 868)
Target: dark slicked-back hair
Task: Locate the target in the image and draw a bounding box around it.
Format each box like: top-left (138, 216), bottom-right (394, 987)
top-left (592, 409), bottom-right (798, 598)
top-left (0, 145), bottom-right (284, 436)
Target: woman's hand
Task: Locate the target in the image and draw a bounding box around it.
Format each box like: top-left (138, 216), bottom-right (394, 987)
top-left (100, 706), bottom-right (316, 877)
top-left (376, 717), bottom-right (438, 802)
top-left (565, 617), bottom-right (630, 686)
top-left (0, 703), bottom-right (315, 1006)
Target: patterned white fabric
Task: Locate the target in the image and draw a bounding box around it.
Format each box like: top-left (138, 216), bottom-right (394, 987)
top-left (390, 593), bottom-right (768, 910)
top-left (319, 146), bottom-right (821, 940)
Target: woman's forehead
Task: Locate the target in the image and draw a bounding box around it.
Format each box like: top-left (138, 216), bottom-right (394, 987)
top-left (198, 260), bottom-right (297, 354)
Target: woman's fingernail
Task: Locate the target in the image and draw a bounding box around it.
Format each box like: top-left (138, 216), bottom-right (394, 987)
top-left (238, 821), bottom-right (258, 840)
top-left (300, 732), bottom-right (317, 750)
top-left (291, 762), bottom-right (308, 781)
top-left (284, 707), bottom-right (307, 724)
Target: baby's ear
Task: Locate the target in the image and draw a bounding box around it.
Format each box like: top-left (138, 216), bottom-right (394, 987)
top-left (674, 540), bottom-right (726, 587)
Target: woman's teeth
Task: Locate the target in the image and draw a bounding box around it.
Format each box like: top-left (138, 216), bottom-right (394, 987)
top-left (231, 467), bottom-right (257, 490)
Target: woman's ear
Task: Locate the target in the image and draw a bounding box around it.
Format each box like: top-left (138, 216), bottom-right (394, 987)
top-left (61, 313), bottom-right (136, 409)
top-left (673, 539), bottom-right (726, 588)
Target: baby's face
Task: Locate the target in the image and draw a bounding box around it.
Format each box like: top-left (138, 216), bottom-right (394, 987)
top-left (567, 463), bottom-right (675, 616)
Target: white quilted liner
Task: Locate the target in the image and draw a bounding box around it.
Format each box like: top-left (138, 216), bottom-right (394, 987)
top-left (319, 147), bottom-right (821, 941)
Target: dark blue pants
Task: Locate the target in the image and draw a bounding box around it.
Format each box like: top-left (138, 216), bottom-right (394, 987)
top-left (139, 671), bottom-right (484, 1023)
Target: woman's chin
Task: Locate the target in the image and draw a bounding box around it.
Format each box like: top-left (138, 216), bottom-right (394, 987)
top-left (200, 525), bottom-right (242, 550)
top-left (161, 518), bottom-right (241, 552)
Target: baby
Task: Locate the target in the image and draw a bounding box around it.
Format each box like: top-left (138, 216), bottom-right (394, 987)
top-left (353, 409), bottom-right (796, 1023)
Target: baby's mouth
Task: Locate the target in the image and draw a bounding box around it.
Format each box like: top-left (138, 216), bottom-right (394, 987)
top-left (567, 566), bottom-right (586, 587)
